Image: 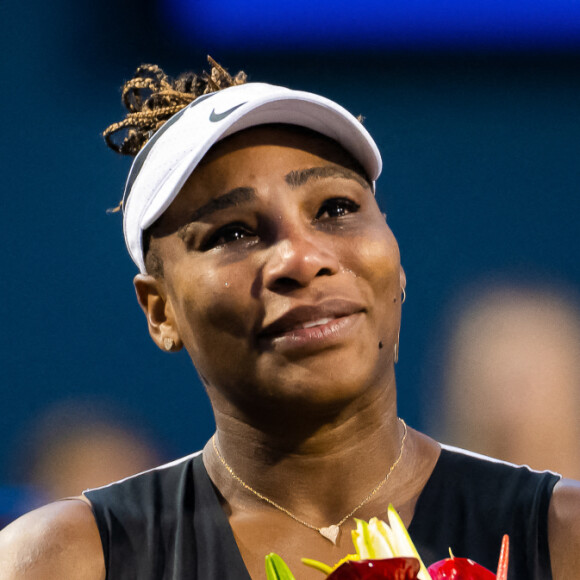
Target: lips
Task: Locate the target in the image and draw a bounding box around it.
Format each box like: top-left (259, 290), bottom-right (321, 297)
top-left (258, 299), bottom-right (365, 339)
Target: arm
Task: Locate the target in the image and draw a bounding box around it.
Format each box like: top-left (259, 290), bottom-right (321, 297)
top-left (0, 498), bottom-right (105, 580)
top-left (549, 478), bottom-right (580, 580)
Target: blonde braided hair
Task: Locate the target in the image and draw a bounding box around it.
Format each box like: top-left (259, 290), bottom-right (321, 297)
top-left (104, 56), bottom-right (247, 156)
top-left (104, 57), bottom-right (247, 275)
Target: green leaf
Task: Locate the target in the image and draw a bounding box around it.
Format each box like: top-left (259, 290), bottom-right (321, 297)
top-left (265, 553), bottom-right (297, 580)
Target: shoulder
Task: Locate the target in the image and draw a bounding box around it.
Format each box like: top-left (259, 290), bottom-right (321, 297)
top-left (415, 444), bottom-right (562, 576)
top-left (81, 452), bottom-right (203, 576)
top-left (439, 444), bottom-right (555, 476)
top-left (0, 497), bottom-right (105, 580)
top-left (436, 445), bottom-right (559, 489)
top-left (548, 478), bottom-right (580, 580)
top-left (87, 450), bottom-right (201, 495)
top-left (436, 446), bottom-right (561, 526)
top-left (85, 451), bottom-right (201, 514)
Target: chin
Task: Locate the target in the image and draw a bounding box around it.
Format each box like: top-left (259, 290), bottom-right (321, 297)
top-left (267, 366), bottom-right (383, 409)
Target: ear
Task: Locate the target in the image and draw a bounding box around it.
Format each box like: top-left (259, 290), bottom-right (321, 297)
top-left (134, 274), bottom-right (183, 352)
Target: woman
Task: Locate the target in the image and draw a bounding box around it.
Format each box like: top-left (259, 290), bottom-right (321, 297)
top-left (0, 59), bottom-right (578, 579)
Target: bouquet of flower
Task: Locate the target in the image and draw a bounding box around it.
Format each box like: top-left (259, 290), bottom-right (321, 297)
top-left (265, 504), bottom-right (509, 580)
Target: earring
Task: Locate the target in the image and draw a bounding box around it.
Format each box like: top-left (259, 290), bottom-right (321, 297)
top-left (163, 337), bottom-right (174, 351)
top-left (401, 288), bottom-right (406, 304)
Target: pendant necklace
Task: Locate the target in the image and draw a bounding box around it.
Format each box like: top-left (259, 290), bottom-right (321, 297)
top-left (211, 418), bottom-right (407, 545)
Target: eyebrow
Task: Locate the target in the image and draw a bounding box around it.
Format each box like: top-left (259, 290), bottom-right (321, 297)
top-left (177, 186), bottom-right (256, 237)
top-left (284, 166), bottom-right (371, 190)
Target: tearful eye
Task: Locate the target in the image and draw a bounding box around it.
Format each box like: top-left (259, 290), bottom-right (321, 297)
top-left (203, 223), bottom-right (257, 250)
top-left (316, 198), bottom-right (360, 220)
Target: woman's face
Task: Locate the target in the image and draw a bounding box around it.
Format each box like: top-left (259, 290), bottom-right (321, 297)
top-left (140, 126), bottom-right (404, 418)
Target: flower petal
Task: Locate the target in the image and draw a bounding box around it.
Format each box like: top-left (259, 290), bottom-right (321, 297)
top-left (327, 557), bottom-right (421, 579)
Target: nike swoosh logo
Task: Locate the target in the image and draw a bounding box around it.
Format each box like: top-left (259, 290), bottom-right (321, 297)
top-left (209, 102), bottom-right (246, 122)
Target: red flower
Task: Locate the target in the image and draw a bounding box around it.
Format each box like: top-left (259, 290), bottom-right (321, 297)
top-left (427, 558), bottom-right (495, 579)
top-left (327, 558), bottom-right (421, 580)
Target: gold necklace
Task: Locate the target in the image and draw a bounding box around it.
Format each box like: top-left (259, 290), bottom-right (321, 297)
top-left (211, 418), bottom-right (407, 545)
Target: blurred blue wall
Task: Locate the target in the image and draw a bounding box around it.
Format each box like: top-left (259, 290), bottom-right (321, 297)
top-left (1, 0), bottom-right (579, 511)
top-left (165, 0), bottom-right (580, 51)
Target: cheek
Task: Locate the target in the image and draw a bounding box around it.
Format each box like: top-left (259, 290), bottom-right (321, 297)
top-left (169, 266), bottom-right (257, 359)
top-left (348, 228), bottom-right (401, 294)
top-left (346, 229), bottom-right (402, 352)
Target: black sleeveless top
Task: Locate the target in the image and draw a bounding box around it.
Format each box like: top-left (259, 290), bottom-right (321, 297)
top-left (84, 446), bottom-right (560, 580)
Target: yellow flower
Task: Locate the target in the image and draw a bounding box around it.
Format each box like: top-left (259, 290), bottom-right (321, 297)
top-left (302, 505), bottom-right (432, 580)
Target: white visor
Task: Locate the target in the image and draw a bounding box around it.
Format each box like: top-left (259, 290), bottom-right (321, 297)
top-left (122, 82), bottom-right (382, 273)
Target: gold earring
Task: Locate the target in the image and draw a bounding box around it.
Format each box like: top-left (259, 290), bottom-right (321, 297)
top-left (401, 288), bottom-right (406, 304)
top-left (163, 337), bottom-right (174, 351)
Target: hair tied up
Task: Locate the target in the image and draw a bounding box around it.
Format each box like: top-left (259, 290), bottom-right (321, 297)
top-left (103, 57), bottom-right (247, 157)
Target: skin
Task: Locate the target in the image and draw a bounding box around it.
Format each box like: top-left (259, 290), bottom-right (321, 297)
top-left (135, 126), bottom-right (438, 578)
top-left (0, 126), bottom-right (578, 578)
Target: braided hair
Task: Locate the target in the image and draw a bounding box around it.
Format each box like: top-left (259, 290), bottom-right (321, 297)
top-left (104, 56), bottom-right (247, 156)
top-left (105, 57), bottom-right (247, 276)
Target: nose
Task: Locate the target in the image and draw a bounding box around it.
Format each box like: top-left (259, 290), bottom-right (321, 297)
top-left (262, 229), bottom-right (340, 291)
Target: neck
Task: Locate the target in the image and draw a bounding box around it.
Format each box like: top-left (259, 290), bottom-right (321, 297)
top-left (204, 380), bottom-right (407, 526)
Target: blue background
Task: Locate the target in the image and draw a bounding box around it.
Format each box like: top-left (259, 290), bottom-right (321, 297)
top-left (1, 0), bottom-right (579, 516)
top-left (166, 0), bottom-right (580, 50)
